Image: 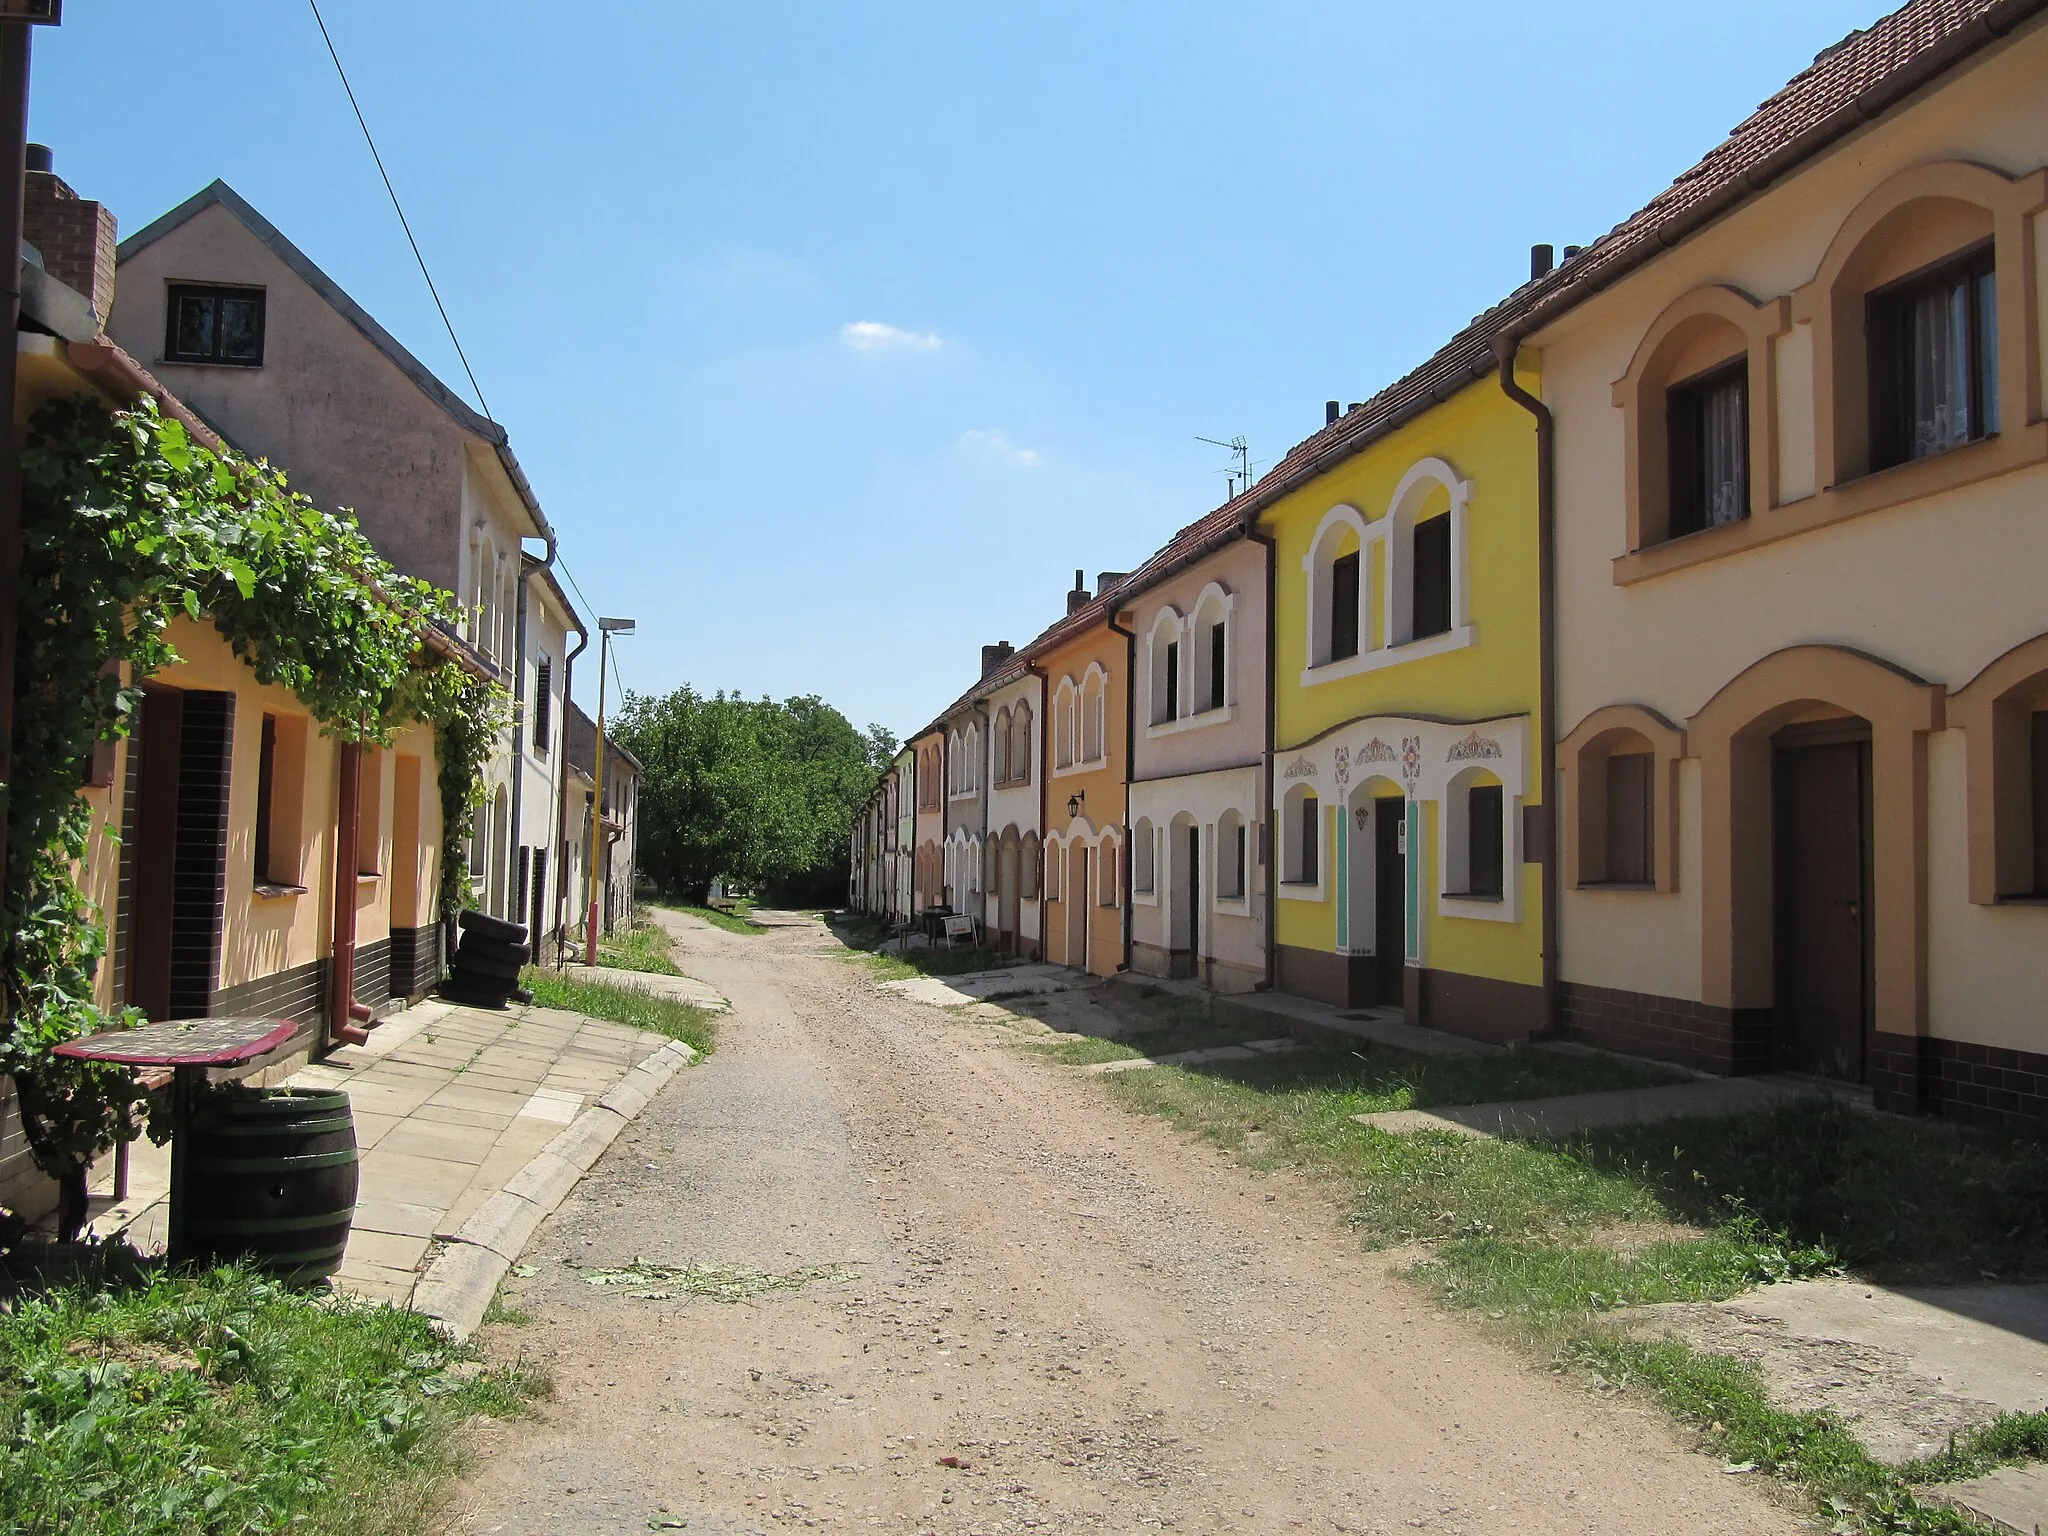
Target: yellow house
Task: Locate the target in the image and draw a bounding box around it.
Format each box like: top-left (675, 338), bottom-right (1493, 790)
top-left (1251, 329), bottom-right (1549, 1040)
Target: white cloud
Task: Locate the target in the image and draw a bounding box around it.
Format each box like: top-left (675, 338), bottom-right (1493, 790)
top-left (957, 428), bottom-right (1041, 469)
top-left (840, 320), bottom-right (942, 352)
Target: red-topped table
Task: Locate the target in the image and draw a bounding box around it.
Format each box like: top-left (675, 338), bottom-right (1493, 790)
top-left (56, 1017), bottom-right (299, 1262)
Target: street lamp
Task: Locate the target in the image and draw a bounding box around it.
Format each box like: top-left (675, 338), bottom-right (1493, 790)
top-left (1067, 791), bottom-right (1085, 819)
top-left (585, 617), bottom-right (635, 963)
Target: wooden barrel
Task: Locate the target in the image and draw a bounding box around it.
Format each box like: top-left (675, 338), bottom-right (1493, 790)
top-left (184, 1087), bottom-right (359, 1284)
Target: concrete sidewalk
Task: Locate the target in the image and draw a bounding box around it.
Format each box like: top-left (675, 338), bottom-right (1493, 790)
top-left (101, 995), bottom-right (694, 1333)
top-left (1353, 1075), bottom-right (1857, 1139)
top-left (1113, 970), bottom-right (1498, 1058)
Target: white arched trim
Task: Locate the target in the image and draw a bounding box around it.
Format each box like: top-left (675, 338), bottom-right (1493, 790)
top-left (1301, 458), bottom-right (1479, 688)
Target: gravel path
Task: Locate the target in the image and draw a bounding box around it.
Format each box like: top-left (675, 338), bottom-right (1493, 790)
top-left (451, 909), bottom-right (1796, 1536)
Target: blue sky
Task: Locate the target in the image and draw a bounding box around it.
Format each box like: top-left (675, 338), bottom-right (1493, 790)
top-left (33, 1), bottom-right (1877, 739)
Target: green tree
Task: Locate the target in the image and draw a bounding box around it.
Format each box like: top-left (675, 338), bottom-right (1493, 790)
top-left (614, 688), bottom-right (892, 904)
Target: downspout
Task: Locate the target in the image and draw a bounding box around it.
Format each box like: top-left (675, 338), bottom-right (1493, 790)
top-left (1247, 521), bottom-right (1279, 991)
top-left (1026, 663), bottom-right (1050, 961)
top-left (329, 736), bottom-right (371, 1048)
top-left (551, 619), bottom-right (589, 967)
top-left (1105, 606), bottom-right (1137, 973)
top-left (1493, 339), bottom-right (1561, 1037)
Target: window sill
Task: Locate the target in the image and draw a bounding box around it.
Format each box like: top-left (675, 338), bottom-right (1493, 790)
top-left (1212, 895), bottom-right (1252, 915)
top-left (1994, 894), bottom-right (2048, 907)
top-left (1578, 879), bottom-right (1657, 892)
top-left (1440, 890), bottom-right (1517, 923)
top-left (252, 882), bottom-right (308, 901)
top-left (1614, 421), bottom-right (2048, 586)
top-left (1051, 757), bottom-right (1106, 780)
top-left (1277, 879), bottom-right (1326, 902)
top-left (947, 791), bottom-right (978, 804)
top-left (1146, 703), bottom-right (1237, 739)
top-left (1131, 887), bottom-right (1158, 906)
top-left (356, 872), bottom-right (382, 885)
top-left (156, 356), bottom-right (265, 370)
top-left (1301, 626), bottom-right (1476, 687)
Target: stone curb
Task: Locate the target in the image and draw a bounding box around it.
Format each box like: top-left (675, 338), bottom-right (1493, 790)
top-left (409, 1035), bottom-right (700, 1341)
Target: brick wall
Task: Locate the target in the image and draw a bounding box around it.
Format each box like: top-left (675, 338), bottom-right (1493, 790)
top-left (23, 169), bottom-right (117, 322)
top-left (1873, 1031), bottom-right (2048, 1132)
top-left (1559, 981), bottom-right (1774, 1076)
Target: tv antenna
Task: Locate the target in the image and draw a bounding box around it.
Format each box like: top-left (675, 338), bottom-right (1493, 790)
top-left (1196, 434), bottom-right (1254, 499)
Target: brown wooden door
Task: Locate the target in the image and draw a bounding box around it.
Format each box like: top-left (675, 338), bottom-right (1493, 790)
top-left (126, 687), bottom-right (183, 1022)
top-left (1774, 740), bottom-right (1870, 1080)
top-left (1374, 796), bottom-right (1406, 1006)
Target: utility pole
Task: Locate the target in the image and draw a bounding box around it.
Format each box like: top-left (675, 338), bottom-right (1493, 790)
top-left (585, 616), bottom-right (634, 961)
top-left (0, 3), bottom-right (60, 882)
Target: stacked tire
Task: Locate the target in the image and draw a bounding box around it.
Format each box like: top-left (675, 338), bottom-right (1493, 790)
top-left (441, 910), bottom-right (530, 1008)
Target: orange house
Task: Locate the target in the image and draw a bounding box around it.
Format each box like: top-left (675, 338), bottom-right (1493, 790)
top-left (1035, 573), bottom-right (1131, 977)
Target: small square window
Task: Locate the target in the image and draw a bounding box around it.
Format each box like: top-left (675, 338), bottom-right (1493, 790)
top-left (165, 284), bottom-right (266, 366)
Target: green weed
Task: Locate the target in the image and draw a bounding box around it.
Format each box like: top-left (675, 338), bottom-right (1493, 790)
top-left (520, 970), bottom-right (717, 1056)
top-left (0, 1263), bottom-right (539, 1536)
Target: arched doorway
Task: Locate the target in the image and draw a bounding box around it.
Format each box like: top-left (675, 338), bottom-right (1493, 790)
top-left (998, 829), bottom-right (1021, 952)
top-left (1169, 812), bottom-right (1199, 979)
top-left (1067, 840), bottom-right (1090, 971)
top-left (1345, 779), bottom-right (1405, 1006)
top-left (1771, 717), bottom-right (1871, 1081)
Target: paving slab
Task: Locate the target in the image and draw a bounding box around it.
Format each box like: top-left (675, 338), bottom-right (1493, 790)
top-left (1920, 1465), bottom-right (2048, 1535)
top-left (1086, 1037), bottom-right (1302, 1074)
top-left (881, 962), bottom-right (1093, 1009)
top-left (104, 994), bottom-right (689, 1333)
top-left (1114, 969), bottom-right (1498, 1057)
top-left (1353, 1075), bottom-right (1835, 1139)
top-left (1634, 1278), bottom-right (2048, 1465)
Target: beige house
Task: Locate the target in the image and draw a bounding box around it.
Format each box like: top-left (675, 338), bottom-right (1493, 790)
top-left (1123, 503), bottom-right (1270, 991)
top-left (0, 162), bottom-right (472, 1221)
top-left (1517, 0), bottom-right (2048, 1125)
top-left (107, 181), bottom-right (567, 935)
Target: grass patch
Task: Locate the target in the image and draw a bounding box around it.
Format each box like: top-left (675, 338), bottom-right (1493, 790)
top-left (1084, 1040), bottom-right (2048, 1532)
top-left (521, 969), bottom-right (717, 1056)
top-left (0, 1262), bottom-right (541, 1536)
top-left (595, 920), bottom-right (682, 976)
top-left (646, 896), bottom-right (764, 935)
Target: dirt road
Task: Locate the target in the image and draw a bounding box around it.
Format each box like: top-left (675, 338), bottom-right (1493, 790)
top-left (452, 911), bottom-right (1795, 1536)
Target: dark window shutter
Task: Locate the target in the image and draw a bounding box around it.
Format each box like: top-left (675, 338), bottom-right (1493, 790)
top-left (1329, 553), bottom-right (1360, 661)
top-left (1605, 753), bottom-right (1653, 885)
top-left (1163, 641), bottom-right (1179, 720)
top-left (534, 659), bottom-right (552, 754)
top-left (1412, 515), bottom-right (1451, 639)
top-left (254, 715), bottom-right (278, 885)
top-left (1210, 622), bottom-right (1226, 710)
top-left (1300, 796), bottom-right (1319, 885)
top-left (1467, 783), bottom-right (1504, 897)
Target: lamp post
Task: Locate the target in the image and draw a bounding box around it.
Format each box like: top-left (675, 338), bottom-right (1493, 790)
top-left (585, 616), bottom-right (634, 962)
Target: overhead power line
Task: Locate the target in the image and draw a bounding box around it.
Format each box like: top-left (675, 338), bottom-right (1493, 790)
top-left (307, 0), bottom-right (494, 423)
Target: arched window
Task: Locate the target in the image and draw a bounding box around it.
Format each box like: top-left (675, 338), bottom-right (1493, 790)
top-left (1053, 680), bottom-right (1076, 769)
top-left (1386, 459), bottom-right (1471, 648)
top-left (1190, 585), bottom-right (1231, 714)
top-left (1443, 768), bottom-right (1508, 900)
top-left (992, 708), bottom-right (1012, 785)
top-left (1081, 669), bottom-right (1106, 763)
top-left (1303, 506), bottom-right (1370, 669)
top-left (1215, 809), bottom-right (1247, 900)
top-left (1281, 784), bottom-right (1320, 886)
top-left (1021, 832), bottom-right (1042, 899)
top-left (1148, 609), bottom-right (1183, 726)
top-left (1043, 836), bottom-right (1062, 900)
top-left (1098, 832), bottom-right (1121, 907)
top-left (1010, 700), bottom-right (1033, 784)
top-left (1132, 817), bottom-right (1156, 892)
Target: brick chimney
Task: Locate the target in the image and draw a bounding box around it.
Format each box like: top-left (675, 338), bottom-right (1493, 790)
top-left (1095, 571), bottom-right (1127, 598)
top-left (23, 145), bottom-right (117, 324)
top-left (980, 641), bottom-right (1014, 677)
top-left (1066, 569), bottom-right (1089, 615)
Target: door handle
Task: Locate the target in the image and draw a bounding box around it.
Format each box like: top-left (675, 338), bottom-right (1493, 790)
top-left (1835, 900), bottom-right (1859, 917)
